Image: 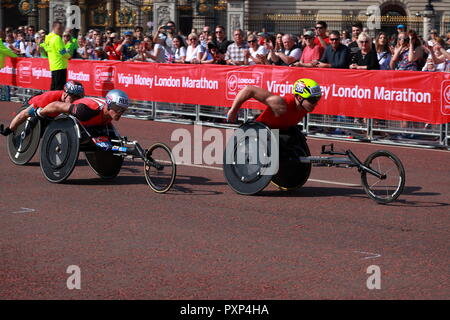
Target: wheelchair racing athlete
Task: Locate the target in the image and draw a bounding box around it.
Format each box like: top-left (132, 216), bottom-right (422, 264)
top-left (226, 78), bottom-right (322, 129)
top-left (32, 89), bottom-right (129, 127)
top-left (0, 80), bottom-right (85, 136)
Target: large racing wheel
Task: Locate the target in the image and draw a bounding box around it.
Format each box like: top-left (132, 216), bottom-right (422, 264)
top-left (84, 124), bottom-right (123, 179)
top-left (271, 126), bottom-right (312, 190)
top-left (7, 104), bottom-right (43, 165)
top-left (223, 121), bottom-right (279, 195)
top-left (40, 116), bottom-right (80, 183)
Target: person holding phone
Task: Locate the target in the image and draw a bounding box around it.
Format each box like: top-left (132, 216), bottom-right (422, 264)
top-left (390, 30), bottom-right (423, 71)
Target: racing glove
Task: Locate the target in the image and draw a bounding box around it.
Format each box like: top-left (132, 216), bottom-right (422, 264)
top-left (28, 107), bottom-right (45, 120)
top-left (0, 124), bottom-right (12, 136)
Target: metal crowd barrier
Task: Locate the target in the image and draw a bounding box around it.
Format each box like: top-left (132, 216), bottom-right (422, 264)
top-left (2, 85), bottom-right (449, 150)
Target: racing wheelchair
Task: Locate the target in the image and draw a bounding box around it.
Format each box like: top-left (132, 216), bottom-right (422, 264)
top-left (223, 121), bottom-right (405, 204)
top-left (7, 107), bottom-right (176, 193)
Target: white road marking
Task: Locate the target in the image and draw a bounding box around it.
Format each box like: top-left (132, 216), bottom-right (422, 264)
top-left (12, 207), bottom-right (36, 214)
top-left (354, 251), bottom-right (382, 260)
top-left (176, 162), bottom-right (361, 187)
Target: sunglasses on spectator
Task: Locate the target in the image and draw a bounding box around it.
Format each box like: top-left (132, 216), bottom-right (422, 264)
top-left (247, 39), bottom-right (257, 43)
top-left (359, 40), bottom-right (369, 43)
top-left (315, 26), bottom-right (324, 29)
top-left (329, 38), bottom-right (339, 41)
top-left (304, 36), bottom-right (312, 40)
top-left (215, 30), bottom-right (223, 33)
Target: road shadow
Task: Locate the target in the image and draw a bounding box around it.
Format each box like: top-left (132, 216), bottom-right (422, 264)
top-left (257, 185), bottom-right (448, 207)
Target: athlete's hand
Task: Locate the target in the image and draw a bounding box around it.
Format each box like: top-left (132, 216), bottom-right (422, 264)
top-left (226, 109), bottom-right (238, 123)
top-left (28, 107), bottom-right (44, 120)
top-left (0, 124), bottom-right (12, 136)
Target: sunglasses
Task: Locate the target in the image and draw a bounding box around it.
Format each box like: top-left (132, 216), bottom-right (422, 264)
top-left (248, 39), bottom-right (257, 43)
top-left (359, 40), bottom-right (369, 43)
top-left (110, 105), bottom-right (127, 113)
top-left (304, 36), bottom-right (312, 40)
top-left (315, 26), bottom-right (324, 29)
top-left (329, 38), bottom-right (339, 41)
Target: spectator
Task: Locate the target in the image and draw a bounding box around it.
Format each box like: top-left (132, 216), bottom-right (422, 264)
top-left (202, 42), bottom-right (226, 65)
top-left (390, 30), bottom-right (423, 71)
top-left (244, 34), bottom-right (267, 65)
top-left (4, 34), bottom-right (19, 54)
top-left (341, 30), bottom-right (351, 46)
top-left (172, 35), bottom-right (187, 63)
top-left (350, 33), bottom-right (380, 70)
top-left (40, 21), bottom-right (71, 90)
top-left (149, 35), bottom-right (167, 63)
top-left (76, 35), bottom-right (88, 59)
top-left (90, 29), bottom-right (101, 46)
top-left (0, 29), bottom-right (17, 69)
top-left (293, 30), bottom-right (323, 67)
top-left (116, 31), bottom-right (137, 61)
top-left (375, 32), bottom-right (392, 70)
top-left (212, 25), bottom-right (233, 55)
top-left (314, 21), bottom-right (330, 49)
top-left (267, 33), bottom-right (301, 66)
top-left (63, 31), bottom-right (77, 58)
top-left (92, 46), bottom-right (107, 60)
top-left (422, 57), bottom-right (438, 72)
top-left (85, 29), bottom-right (94, 43)
top-left (134, 26), bottom-right (144, 43)
top-left (424, 37), bottom-right (448, 72)
top-left (225, 29), bottom-right (248, 65)
top-left (104, 33), bottom-right (121, 60)
top-left (14, 32), bottom-right (27, 56)
top-left (25, 26), bottom-right (35, 42)
top-left (25, 34), bottom-right (39, 57)
top-left (186, 33), bottom-right (205, 64)
top-left (275, 32), bottom-right (284, 52)
top-left (428, 29), bottom-right (439, 46)
top-left (348, 21), bottom-right (363, 63)
top-left (316, 30), bottom-right (351, 68)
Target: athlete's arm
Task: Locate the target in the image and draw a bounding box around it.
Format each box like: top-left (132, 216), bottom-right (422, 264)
top-left (227, 86), bottom-right (287, 122)
top-left (38, 101), bottom-right (71, 117)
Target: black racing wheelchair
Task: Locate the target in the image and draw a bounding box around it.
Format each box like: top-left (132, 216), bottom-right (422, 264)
top-left (7, 105), bottom-right (176, 193)
top-left (223, 121), bottom-right (405, 204)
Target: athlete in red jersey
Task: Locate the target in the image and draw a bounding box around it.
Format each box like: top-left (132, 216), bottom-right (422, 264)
top-left (226, 78), bottom-right (322, 129)
top-left (37, 89), bottom-right (129, 126)
top-left (0, 81), bottom-right (84, 136)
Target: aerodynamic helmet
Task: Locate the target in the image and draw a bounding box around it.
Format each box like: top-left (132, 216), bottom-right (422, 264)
top-left (63, 80), bottom-right (85, 98)
top-left (292, 78), bottom-right (322, 103)
top-left (105, 89), bottom-right (129, 111)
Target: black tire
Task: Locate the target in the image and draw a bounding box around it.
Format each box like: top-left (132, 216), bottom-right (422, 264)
top-left (361, 150), bottom-right (405, 204)
top-left (144, 143), bottom-right (176, 193)
top-left (7, 105), bottom-right (42, 165)
top-left (271, 126), bottom-right (311, 190)
top-left (85, 151), bottom-right (123, 179)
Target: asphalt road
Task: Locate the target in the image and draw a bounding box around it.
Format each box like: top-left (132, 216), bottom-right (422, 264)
top-left (0, 101), bottom-right (448, 299)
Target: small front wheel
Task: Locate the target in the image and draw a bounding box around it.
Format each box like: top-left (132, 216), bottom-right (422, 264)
top-left (361, 150), bottom-right (405, 204)
top-left (144, 143), bottom-right (176, 193)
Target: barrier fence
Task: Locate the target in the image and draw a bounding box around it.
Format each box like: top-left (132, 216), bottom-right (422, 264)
top-left (0, 57), bottom-right (449, 149)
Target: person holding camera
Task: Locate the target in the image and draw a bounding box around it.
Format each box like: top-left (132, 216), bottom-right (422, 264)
top-left (390, 30), bottom-right (423, 71)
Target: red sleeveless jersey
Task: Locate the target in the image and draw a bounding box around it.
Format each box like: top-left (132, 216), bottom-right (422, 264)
top-left (71, 97), bottom-right (111, 127)
top-left (256, 94), bottom-right (307, 129)
top-left (29, 90), bottom-right (64, 108)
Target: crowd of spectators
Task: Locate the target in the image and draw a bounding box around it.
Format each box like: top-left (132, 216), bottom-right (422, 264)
top-left (2, 21), bottom-right (449, 72)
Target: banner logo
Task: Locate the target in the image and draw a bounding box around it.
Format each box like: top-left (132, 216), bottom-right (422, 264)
top-left (226, 71), bottom-right (263, 100)
top-left (94, 65), bottom-right (116, 92)
top-left (441, 80), bottom-right (450, 115)
top-left (17, 60), bottom-right (32, 84)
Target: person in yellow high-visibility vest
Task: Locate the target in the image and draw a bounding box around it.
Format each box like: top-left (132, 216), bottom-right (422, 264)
top-left (40, 21), bottom-right (71, 90)
top-left (0, 29), bottom-right (17, 69)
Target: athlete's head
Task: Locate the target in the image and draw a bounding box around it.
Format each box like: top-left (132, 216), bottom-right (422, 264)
top-left (292, 78), bottom-right (322, 112)
top-left (105, 89), bottom-right (129, 121)
top-left (63, 80), bottom-right (85, 103)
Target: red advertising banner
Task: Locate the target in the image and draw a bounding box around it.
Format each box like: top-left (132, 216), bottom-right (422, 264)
top-left (1, 57), bottom-right (449, 124)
